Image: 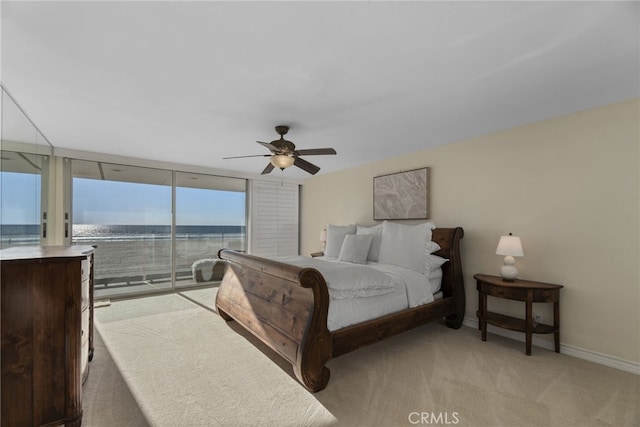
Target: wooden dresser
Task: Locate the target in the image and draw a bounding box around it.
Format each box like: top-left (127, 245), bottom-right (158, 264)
top-left (1, 245), bottom-right (95, 427)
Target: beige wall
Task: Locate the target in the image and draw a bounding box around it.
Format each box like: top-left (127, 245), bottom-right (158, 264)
top-left (301, 98), bottom-right (640, 364)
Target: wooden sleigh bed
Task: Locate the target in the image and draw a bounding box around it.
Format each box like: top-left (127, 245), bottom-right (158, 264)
top-left (215, 227), bottom-right (465, 392)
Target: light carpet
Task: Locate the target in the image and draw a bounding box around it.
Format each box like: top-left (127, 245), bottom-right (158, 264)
top-left (88, 291), bottom-right (639, 427)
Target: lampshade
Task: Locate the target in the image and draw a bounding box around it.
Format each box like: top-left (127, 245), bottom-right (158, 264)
top-left (496, 234), bottom-right (524, 257)
top-left (270, 154), bottom-right (295, 169)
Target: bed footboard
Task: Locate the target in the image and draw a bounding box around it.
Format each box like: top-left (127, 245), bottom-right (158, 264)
top-left (215, 249), bottom-right (332, 392)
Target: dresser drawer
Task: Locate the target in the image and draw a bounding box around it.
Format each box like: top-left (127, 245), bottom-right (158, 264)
top-left (81, 307), bottom-right (90, 382)
top-left (81, 257), bottom-right (91, 280)
top-left (81, 278), bottom-right (90, 310)
top-left (81, 256), bottom-right (91, 308)
top-left (80, 340), bottom-right (89, 374)
top-left (81, 308), bottom-right (90, 348)
top-left (81, 339), bottom-right (89, 382)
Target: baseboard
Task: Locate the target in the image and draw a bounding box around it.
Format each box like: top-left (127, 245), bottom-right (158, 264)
top-left (463, 316), bottom-right (640, 376)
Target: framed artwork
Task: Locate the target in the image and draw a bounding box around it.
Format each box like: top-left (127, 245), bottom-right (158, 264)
top-left (373, 167), bottom-right (429, 220)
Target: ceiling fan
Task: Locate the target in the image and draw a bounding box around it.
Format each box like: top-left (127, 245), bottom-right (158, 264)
top-left (223, 125), bottom-right (337, 175)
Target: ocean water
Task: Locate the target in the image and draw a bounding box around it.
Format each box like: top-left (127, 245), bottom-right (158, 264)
top-left (0, 224), bottom-right (41, 246)
top-left (1, 224), bottom-right (246, 284)
top-left (72, 224), bottom-right (245, 241)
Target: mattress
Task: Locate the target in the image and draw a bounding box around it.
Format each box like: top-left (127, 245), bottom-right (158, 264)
top-left (327, 283), bottom-right (408, 331)
top-left (276, 256), bottom-right (443, 332)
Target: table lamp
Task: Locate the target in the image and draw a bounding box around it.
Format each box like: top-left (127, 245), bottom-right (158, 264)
top-left (319, 229), bottom-right (327, 252)
top-left (496, 233), bottom-right (524, 281)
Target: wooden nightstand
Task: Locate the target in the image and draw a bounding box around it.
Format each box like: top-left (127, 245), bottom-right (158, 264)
top-left (310, 252), bottom-right (324, 258)
top-left (474, 273), bottom-right (563, 355)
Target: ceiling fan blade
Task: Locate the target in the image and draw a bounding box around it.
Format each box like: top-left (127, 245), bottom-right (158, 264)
top-left (261, 162), bottom-right (275, 175)
top-left (294, 148), bottom-right (336, 156)
top-left (294, 157), bottom-right (320, 175)
top-left (223, 154), bottom-right (270, 159)
top-left (257, 141), bottom-right (280, 153)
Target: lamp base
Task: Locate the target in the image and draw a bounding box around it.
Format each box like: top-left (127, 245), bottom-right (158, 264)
top-left (500, 256), bottom-right (519, 281)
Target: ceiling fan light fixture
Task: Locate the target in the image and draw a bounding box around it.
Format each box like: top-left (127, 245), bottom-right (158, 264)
top-left (270, 154), bottom-right (294, 169)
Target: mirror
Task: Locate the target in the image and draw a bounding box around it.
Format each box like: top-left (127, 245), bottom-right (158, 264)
top-left (1, 85), bottom-right (53, 248)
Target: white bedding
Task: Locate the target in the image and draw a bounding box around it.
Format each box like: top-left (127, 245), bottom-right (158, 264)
top-left (276, 256), bottom-right (443, 331)
top-left (278, 256), bottom-right (399, 299)
top-left (328, 283), bottom-right (407, 331)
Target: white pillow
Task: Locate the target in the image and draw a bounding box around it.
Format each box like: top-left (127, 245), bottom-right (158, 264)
top-left (338, 234), bottom-right (374, 265)
top-left (423, 226), bottom-right (441, 268)
top-left (425, 222), bottom-right (437, 238)
top-left (425, 240), bottom-right (441, 254)
top-left (378, 221), bottom-right (434, 273)
top-left (356, 223), bottom-right (383, 262)
top-left (425, 254), bottom-right (448, 275)
top-left (324, 224), bottom-right (356, 258)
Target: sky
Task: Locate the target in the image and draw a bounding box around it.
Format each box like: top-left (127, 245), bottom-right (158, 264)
top-left (73, 178), bottom-right (245, 225)
top-left (0, 172), bottom-right (41, 224)
top-left (1, 172), bottom-right (245, 226)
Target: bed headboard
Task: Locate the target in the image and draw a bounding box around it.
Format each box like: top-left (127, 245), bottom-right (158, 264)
top-left (431, 227), bottom-right (463, 260)
top-left (431, 227), bottom-right (465, 327)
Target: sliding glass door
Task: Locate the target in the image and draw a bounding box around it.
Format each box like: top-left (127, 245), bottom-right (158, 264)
top-left (72, 160), bottom-right (173, 298)
top-left (70, 160), bottom-right (246, 298)
top-left (175, 172), bottom-right (246, 288)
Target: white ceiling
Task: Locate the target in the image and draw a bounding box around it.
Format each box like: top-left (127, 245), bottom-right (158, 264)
top-left (2, 1), bottom-right (638, 180)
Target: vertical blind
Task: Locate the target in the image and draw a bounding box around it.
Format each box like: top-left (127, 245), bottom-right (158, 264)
top-left (249, 180), bottom-right (299, 257)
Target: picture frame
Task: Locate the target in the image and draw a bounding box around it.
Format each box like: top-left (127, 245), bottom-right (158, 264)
top-left (373, 167), bottom-right (429, 220)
